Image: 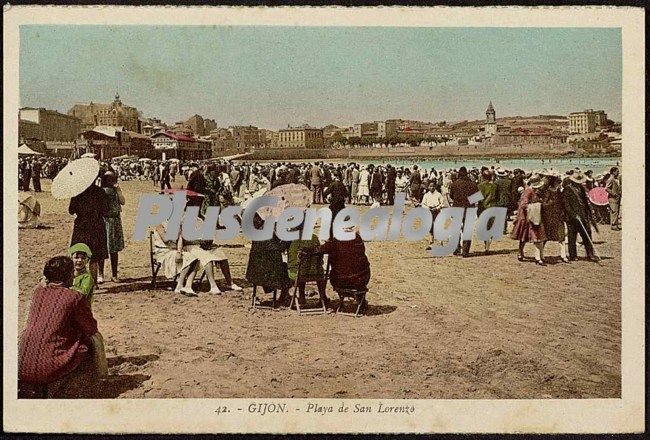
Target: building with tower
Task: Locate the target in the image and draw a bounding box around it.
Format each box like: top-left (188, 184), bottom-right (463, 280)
top-left (68, 93), bottom-right (140, 133)
top-left (485, 101), bottom-right (497, 136)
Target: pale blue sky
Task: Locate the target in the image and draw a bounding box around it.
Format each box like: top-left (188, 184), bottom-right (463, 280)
top-left (20, 26), bottom-right (621, 129)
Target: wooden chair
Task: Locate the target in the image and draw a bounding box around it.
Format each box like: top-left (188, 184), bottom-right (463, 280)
top-left (333, 286), bottom-right (368, 317)
top-left (149, 230), bottom-right (162, 288)
top-left (288, 255), bottom-right (329, 315)
top-left (328, 258), bottom-right (368, 317)
top-left (250, 286), bottom-right (278, 310)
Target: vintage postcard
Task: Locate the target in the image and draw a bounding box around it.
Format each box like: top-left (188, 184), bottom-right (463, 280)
top-left (3, 5), bottom-right (645, 434)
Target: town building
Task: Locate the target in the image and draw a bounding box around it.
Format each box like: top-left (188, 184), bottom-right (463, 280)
top-left (277, 125), bottom-right (324, 149)
top-left (490, 128), bottom-right (568, 147)
top-left (353, 122), bottom-right (378, 138)
top-left (19, 107), bottom-right (82, 142)
top-left (209, 128), bottom-right (236, 154)
top-left (150, 131), bottom-right (207, 160)
top-left (568, 109), bottom-right (608, 134)
top-left (229, 125), bottom-right (264, 151)
top-left (377, 121), bottom-right (398, 139)
top-left (258, 129), bottom-right (277, 148)
top-left (75, 126), bottom-right (153, 159)
top-left (485, 101), bottom-right (497, 136)
top-left (352, 120), bottom-right (399, 140)
top-left (68, 94), bottom-right (140, 132)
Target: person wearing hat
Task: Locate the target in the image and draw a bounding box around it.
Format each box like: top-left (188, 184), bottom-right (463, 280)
top-left (310, 162), bottom-right (324, 204)
top-left (493, 167), bottom-right (511, 232)
top-left (511, 174), bottom-right (547, 265)
top-left (477, 169), bottom-right (498, 254)
top-left (509, 169), bottom-right (525, 217)
top-left (98, 171), bottom-right (126, 284)
top-left (69, 243), bottom-right (96, 304)
top-left (562, 171), bottom-right (599, 262)
top-left (408, 165), bottom-right (422, 204)
top-left (540, 172), bottom-right (569, 263)
top-left (605, 166), bottom-right (621, 230)
top-left (449, 166), bottom-right (479, 257)
top-left (357, 165), bottom-right (371, 205)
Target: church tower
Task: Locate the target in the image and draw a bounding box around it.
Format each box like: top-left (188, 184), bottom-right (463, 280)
top-left (485, 101), bottom-right (497, 136)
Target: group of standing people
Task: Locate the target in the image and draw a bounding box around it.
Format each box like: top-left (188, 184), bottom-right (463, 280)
top-left (510, 166), bottom-right (621, 265)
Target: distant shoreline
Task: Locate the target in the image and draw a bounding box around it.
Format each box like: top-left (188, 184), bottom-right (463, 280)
top-left (240, 149), bottom-right (621, 163)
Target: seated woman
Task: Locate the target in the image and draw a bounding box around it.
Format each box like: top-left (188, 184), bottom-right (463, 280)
top-left (182, 232), bottom-right (243, 295)
top-left (245, 213), bottom-right (292, 305)
top-left (287, 225), bottom-right (329, 308)
top-left (301, 227), bottom-right (371, 292)
top-left (152, 222), bottom-right (200, 297)
top-left (19, 256), bottom-right (107, 398)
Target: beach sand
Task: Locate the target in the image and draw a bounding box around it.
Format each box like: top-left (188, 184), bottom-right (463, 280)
top-left (17, 179), bottom-right (621, 398)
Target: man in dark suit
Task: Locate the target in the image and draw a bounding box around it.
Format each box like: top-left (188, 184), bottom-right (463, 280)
top-left (449, 166), bottom-right (479, 257)
top-left (385, 165), bottom-right (397, 205)
top-left (562, 172), bottom-right (599, 262)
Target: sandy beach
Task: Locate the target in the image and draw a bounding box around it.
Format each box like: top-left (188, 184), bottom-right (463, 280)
top-left (17, 179), bottom-right (621, 399)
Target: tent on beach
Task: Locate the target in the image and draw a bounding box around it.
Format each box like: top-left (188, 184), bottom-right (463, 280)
top-left (18, 144), bottom-right (44, 156)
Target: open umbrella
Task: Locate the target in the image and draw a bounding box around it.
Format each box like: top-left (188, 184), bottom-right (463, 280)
top-left (588, 187), bottom-right (609, 206)
top-left (256, 183), bottom-right (311, 220)
top-left (161, 188), bottom-right (205, 198)
top-left (51, 157), bottom-right (100, 200)
top-left (139, 157), bottom-right (152, 162)
top-left (81, 152), bottom-right (97, 158)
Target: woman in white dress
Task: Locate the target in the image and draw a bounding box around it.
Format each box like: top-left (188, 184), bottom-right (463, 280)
top-left (152, 223), bottom-right (200, 297)
top-left (356, 166), bottom-right (370, 205)
top-left (153, 220), bottom-right (242, 297)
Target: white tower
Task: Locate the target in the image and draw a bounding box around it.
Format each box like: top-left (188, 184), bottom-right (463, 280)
top-left (485, 101), bottom-right (497, 136)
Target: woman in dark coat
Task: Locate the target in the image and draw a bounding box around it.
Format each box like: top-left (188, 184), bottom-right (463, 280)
top-left (69, 182), bottom-right (110, 283)
top-left (541, 174), bottom-right (569, 263)
top-left (245, 214), bottom-right (292, 304)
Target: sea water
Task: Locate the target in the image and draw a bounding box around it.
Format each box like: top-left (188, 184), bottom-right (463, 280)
top-left (360, 156), bottom-right (620, 175)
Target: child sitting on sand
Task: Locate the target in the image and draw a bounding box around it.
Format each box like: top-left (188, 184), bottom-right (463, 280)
top-left (68, 243), bottom-right (96, 305)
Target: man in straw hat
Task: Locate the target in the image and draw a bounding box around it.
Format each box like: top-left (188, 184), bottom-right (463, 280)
top-left (562, 171), bottom-right (599, 262)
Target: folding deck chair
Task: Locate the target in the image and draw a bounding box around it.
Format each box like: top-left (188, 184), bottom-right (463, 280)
top-left (327, 259), bottom-right (368, 317)
top-left (333, 287), bottom-right (368, 317)
top-left (149, 230), bottom-right (162, 288)
top-left (250, 286), bottom-right (279, 310)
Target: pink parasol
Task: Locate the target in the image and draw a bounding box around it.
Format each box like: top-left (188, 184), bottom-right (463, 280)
top-left (588, 187), bottom-right (609, 206)
top-left (161, 188), bottom-right (205, 198)
top-left (256, 183), bottom-right (311, 220)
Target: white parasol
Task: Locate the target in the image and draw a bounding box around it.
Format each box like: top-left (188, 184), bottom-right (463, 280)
top-left (139, 157), bottom-right (152, 162)
top-left (81, 152), bottom-right (97, 158)
top-left (256, 183), bottom-right (311, 220)
top-left (51, 157), bottom-right (100, 199)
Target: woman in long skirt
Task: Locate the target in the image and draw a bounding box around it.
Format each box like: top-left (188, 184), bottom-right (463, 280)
top-left (99, 171), bottom-right (125, 283)
top-left (69, 178), bottom-right (110, 283)
top-left (511, 174), bottom-right (547, 265)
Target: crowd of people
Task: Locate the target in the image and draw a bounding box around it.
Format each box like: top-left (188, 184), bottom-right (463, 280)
top-left (18, 154), bottom-right (621, 398)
